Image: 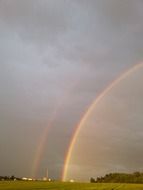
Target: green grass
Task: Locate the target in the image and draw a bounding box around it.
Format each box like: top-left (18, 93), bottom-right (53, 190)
top-left (0, 181), bottom-right (143, 190)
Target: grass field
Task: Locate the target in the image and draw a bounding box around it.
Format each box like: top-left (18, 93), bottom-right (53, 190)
top-left (0, 181), bottom-right (143, 190)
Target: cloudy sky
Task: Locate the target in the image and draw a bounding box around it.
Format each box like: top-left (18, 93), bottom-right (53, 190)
top-left (0, 0), bottom-right (143, 180)
top-left (65, 66), bottom-right (143, 181)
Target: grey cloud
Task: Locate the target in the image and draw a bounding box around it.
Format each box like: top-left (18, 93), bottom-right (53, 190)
top-left (0, 0), bottom-right (68, 44)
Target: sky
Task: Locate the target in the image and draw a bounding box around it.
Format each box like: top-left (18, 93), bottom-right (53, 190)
top-left (64, 65), bottom-right (143, 181)
top-left (0, 0), bottom-right (143, 180)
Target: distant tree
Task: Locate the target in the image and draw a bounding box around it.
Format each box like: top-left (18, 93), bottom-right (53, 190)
top-left (3, 176), bottom-right (9, 180)
top-left (90, 177), bottom-right (96, 183)
top-left (10, 175), bottom-right (15, 180)
top-left (133, 172), bottom-right (141, 177)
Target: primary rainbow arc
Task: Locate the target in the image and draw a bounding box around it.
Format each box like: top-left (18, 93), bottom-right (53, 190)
top-left (62, 62), bottom-right (143, 181)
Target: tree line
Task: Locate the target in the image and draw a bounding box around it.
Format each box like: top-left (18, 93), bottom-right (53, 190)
top-left (0, 175), bottom-right (21, 181)
top-left (90, 172), bottom-right (143, 183)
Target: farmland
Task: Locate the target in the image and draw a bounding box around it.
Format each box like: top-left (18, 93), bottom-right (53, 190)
top-left (0, 181), bottom-right (143, 190)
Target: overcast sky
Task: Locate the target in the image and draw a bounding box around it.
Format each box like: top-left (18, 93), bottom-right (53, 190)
top-left (66, 66), bottom-right (143, 181)
top-left (0, 0), bottom-right (143, 180)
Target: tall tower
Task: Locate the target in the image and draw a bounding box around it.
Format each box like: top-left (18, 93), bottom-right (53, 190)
top-left (43, 168), bottom-right (49, 181)
top-left (46, 168), bottom-right (48, 180)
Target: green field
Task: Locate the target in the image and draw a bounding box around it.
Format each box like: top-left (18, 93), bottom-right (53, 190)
top-left (0, 181), bottom-right (143, 190)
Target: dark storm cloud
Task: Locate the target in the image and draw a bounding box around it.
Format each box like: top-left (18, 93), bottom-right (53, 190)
top-left (0, 0), bottom-right (143, 179)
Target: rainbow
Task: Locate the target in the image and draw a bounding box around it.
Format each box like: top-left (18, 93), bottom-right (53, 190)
top-left (62, 62), bottom-right (143, 181)
top-left (31, 82), bottom-right (77, 179)
top-left (31, 107), bottom-right (59, 178)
